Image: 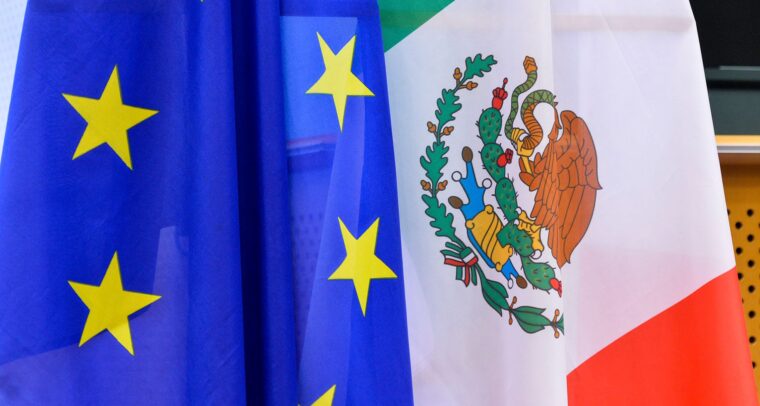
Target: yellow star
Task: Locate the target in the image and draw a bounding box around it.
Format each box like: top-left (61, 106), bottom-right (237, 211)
top-left (306, 33), bottom-right (374, 132)
top-left (329, 218), bottom-right (396, 316)
top-left (311, 385), bottom-right (336, 406)
top-left (63, 66), bottom-right (158, 170)
top-left (68, 252), bottom-right (161, 355)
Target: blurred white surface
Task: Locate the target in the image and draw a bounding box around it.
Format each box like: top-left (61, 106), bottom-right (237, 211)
top-left (0, 1), bottom-right (27, 161)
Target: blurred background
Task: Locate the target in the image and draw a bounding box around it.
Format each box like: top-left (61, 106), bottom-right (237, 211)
top-left (0, 0), bottom-right (25, 157)
top-left (691, 0), bottom-right (760, 68)
top-left (691, 0), bottom-right (760, 392)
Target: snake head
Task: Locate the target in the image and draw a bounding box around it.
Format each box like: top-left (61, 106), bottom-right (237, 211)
top-left (509, 128), bottom-right (535, 158)
top-left (523, 56), bottom-right (537, 74)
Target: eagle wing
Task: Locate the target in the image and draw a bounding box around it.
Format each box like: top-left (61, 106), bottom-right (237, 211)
top-left (519, 110), bottom-right (601, 267)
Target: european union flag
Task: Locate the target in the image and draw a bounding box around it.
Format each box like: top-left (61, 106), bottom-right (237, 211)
top-left (282, 0), bottom-right (414, 404)
top-left (0, 1), bottom-right (246, 403)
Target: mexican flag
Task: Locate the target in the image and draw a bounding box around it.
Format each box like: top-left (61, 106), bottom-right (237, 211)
top-left (381, 0), bottom-right (758, 404)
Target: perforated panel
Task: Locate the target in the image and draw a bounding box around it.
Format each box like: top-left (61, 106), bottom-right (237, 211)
top-left (722, 162), bottom-right (760, 397)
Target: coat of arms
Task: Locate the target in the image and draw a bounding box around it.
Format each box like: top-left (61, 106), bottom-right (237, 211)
top-left (419, 55), bottom-right (601, 337)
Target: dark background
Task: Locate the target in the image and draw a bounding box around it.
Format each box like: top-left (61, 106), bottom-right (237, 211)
top-left (690, 0), bottom-right (760, 67)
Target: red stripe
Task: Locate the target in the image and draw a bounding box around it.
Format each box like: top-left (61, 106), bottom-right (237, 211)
top-left (568, 268), bottom-right (758, 405)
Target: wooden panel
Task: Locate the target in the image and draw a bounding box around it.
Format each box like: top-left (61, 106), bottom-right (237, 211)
top-left (721, 162), bottom-right (760, 398)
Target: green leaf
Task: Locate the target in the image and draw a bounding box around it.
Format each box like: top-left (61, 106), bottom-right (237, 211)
top-left (463, 54), bottom-right (497, 81)
top-left (420, 142), bottom-right (449, 190)
top-left (512, 306), bottom-right (552, 334)
top-left (422, 194), bottom-right (457, 240)
top-left (445, 242), bottom-right (463, 252)
top-left (482, 291), bottom-right (502, 315)
top-left (556, 314), bottom-right (565, 335)
top-left (435, 89), bottom-right (461, 128)
top-left (476, 268), bottom-right (509, 314)
top-left (514, 305), bottom-right (546, 315)
top-left (491, 278), bottom-right (508, 299)
top-left (440, 249), bottom-right (460, 258)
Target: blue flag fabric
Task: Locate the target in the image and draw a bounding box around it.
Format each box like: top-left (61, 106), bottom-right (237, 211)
top-left (281, 1), bottom-right (415, 405)
top-left (231, 0), bottom-right (299, 405)
top-left (0, 1), bottom-right (246, 404)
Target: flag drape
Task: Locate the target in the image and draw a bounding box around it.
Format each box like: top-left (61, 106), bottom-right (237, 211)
top-left (232, 1), bottom-right (299, 404)
top-left (0, 1), bottom-right (246, 404)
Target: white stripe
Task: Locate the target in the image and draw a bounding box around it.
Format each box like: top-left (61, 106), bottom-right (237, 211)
top-left (387, 1), bottom-right (567, 404)
top-left (551, 0), bottom-right (732, 372)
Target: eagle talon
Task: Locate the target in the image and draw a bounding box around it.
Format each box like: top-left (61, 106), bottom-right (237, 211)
top-left (509, 128), bottom-right (534, 158)
top-left (517, 211), bottom-right (544, 253)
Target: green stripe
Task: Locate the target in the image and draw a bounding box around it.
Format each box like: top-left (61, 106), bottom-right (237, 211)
top-left (379, 0), bottom-right (454, 51)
